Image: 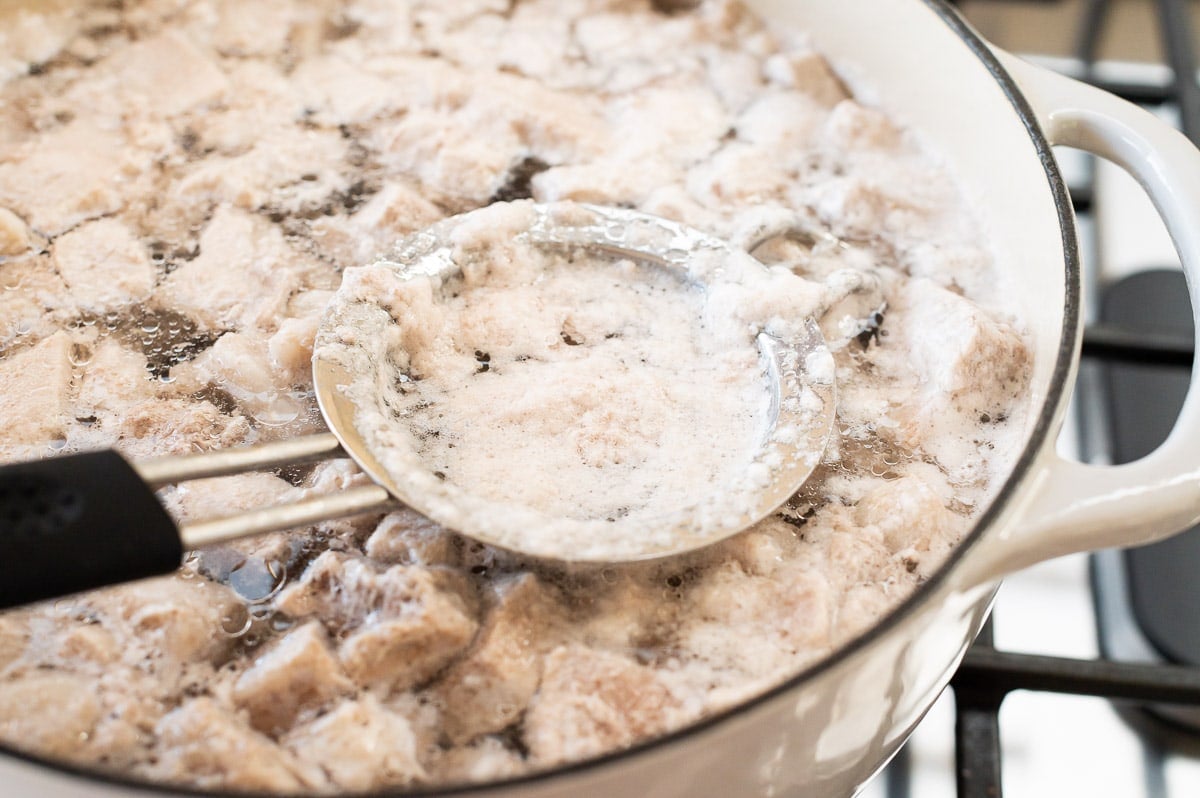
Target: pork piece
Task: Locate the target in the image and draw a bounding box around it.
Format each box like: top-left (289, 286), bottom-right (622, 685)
top-left (735, 91), bottom-right (825, 151)
top-left (275, 553), bottom-right (478, 691)
top-left (0, 331), bottom-right (72, 447)
top-left (379, 108), bottom-right (524, 211)
top-left (181, 332), bottom-right (298, 421)
top-left (211, 0), bottom-right (308, 57)
top-left (175, 126), bottom-right (349, 215)
top-left (53, 219), bottom-right (155, 313)
top-left (94, 30), bottom-right (227, 117)
top-left (233, 622), bottom-right (354, 734)
top-left (308, 182), bottom-right (442, 267)
top-left (0, 118), bottom-right (139, 235)
top-left (854, 474), bottom-right (960, 577)
top-left (264, 289), bottom-right (334, 384)
top-left (149, 698), bottom-right (312, 792)
top-left (53, 623), bottom-right (120, 668)
top-left (283, 696), bottom-right (426, 791)
top-left (292, 55), bottom-right (404, 125)
top-left (98, 576), bottom-right (242, 669)
top-left (0, 673), bottom-right (102, 758)
top-left (115, 397), bottom-right (250, 458)
top-left (0, 207), bottom-right (30, 256)
top-left (0, 616), bottom-right (26, 671)
top-left (763, 50), bottom-right (848, 107)
top-left (0, 255), bottom-right (72, 347)
top-left (824, 99), bottom-right (903, 151)
top-left (894, 278), bottom-right (1030, 417)
top-left (525, 645), bottom-right (683, 765)
top-left (156, 206), bottom-right (304, 332)
top-left (364, 509), bottom-right (459, 567)
top-left (436, 573), bottom-right (564, 743)
top-left (431, 736), bottom-right (524, 784)
top-left (684, 556), bottom-right (833, 672)
top-left (0, 3), bottom-right (80, 84)
top-left (268, 318), bottom-right (321, 385)
top-left (687, 141), bottom-right (791, 204)
top-left (165, 472), bottom-right (302, 582)
top-left (188, 60), bottom-right (307, 156)
top-left (75, 340), bottom-right (155, 418)
top-left (167, 472), bottom-right (300, 526)
top-left (338, 603), bottom-right (477, 692)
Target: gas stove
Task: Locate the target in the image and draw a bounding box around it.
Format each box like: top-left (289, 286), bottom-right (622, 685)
top-left (863, 2), bottom-right (1200, 796)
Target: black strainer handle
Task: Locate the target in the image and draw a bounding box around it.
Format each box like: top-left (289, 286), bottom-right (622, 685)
top-left (0, 451), bottom-right (181, 610)
top-left (0, 436), bottom-right (394, 611)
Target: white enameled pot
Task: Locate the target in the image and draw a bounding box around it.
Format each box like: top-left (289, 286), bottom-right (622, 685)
top-left (7, 1), bottom-right (1200, 796)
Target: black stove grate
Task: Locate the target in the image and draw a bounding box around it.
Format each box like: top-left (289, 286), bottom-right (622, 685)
top-left (886, 2), bottom-right (1200, 797)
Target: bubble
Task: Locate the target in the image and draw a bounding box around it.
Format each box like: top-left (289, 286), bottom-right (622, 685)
top-left (0, 270), bottom-right (24, 291)
top-left (269, 615), bottom-right (295, 633)
top-left (68, 343), bottom-right (94, 366)
top-left (47, 438), bottom-right (68, 453)
top-left (254, 394), bottom-right (302, 427)
top-left (220, 606), bottom-right (252, 637)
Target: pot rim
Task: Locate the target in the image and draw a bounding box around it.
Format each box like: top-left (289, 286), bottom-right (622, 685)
top-left (0, 1), bottom-right (1082, 796)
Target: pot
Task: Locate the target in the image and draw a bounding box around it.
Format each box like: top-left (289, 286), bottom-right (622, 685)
top-left (5, 0), bottom-right (1200, 796)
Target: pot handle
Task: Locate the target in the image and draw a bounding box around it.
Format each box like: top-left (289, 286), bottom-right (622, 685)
top-left (961, 54), bottom-right (1200, 585)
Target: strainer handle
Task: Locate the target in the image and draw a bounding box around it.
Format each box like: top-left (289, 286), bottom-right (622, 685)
top-left (0, 435), bottom-right (393, 610)
top-left (960, 55), bottom-right (1200, 585)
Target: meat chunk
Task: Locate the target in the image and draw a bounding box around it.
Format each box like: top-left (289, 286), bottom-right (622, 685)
top-left (53, 219), bottom-right (155, 313)
top-left (763, 51), bottom-right (848, 107)
top-left (175, 126), bottom-right (348, 215)
top-left (103, 31), bottom-right (227, 116)
top-left (166, 472), bottom-right (299, 527)
top-left (182, 331), bottom-right (303, 422)
top-left (524, 645), bottom-right (683, 765)
top-left (855, 473), bottom-right (960, 576)
top-left (0, 255), bottom-right (72, 347)
top-left (824, 99), bottom-right (904, 151)
top-left (76, 340), bottom-right (155, 417)
top-left (100, 576), bottom-right (242, 668)
top-left (338, 602), bottom-right (477, 692)
top-left (149, 698), bottom-right (311, 792)
top-left (0, 118), bottom-right (138, 235)
top-left (268, 315), bottom-right (321, 384)
top-left (436, 574), bottom-right (563, 743)
top-left (233, 622), bottom-right (354, 734)
top-left (212, 0), bottom-right (305, 57)
top-left (283, 696), bottom-right (426, 791)
top-left (895, 278), bottom-right (1030, 416)
top-left (0, 331), bottom-right (73, 446)
top-left (156, 206), bottom-right (302, 332)
top-left (0, 673), bottom-right (102, 758)
top-left (431, 736), bottom-right (524, 784)
top-left (0, 616), bottom-right (27, 671)
top-left (0, 4), bottom-right (80, 84)
top-left (0, 207), bottom-right (30, 255)
top-left (308, 182), bottom-right (442, 267)
top-left (53, 624), bottom-right (120, 666)
top-left (115, 397), bottom-right (250, 457)
top-left (276, 553), bottom-right (478, 691)
top-left (364, 509), bottom-right (459, 567)
top-left (292, 55), bottom-right (402, 125)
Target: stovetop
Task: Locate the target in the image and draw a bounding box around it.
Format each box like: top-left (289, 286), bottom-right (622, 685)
top-left (861, 2), bottom-right (1200, 796)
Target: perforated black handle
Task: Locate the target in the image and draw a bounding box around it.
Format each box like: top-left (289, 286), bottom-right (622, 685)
top-left (0, 450), bottom-right (182, 610)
